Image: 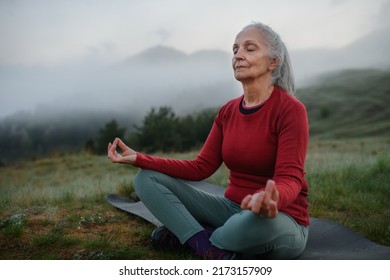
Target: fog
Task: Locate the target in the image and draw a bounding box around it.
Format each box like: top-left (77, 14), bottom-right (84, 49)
top-left (0, 46), bottom-right (240, 121)
top-left (1, 24), bottom-right (390, 122)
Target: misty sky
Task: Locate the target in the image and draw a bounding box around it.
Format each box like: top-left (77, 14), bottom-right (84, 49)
top-left (0, 0), bottom-right (390, 119)
top-left (1, 0), bottom-right (389, 66)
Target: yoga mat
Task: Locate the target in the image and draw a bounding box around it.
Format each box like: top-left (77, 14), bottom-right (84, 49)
top-left (107, 180), bottom-right (390, 260)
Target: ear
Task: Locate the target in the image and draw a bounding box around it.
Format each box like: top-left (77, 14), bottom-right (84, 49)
top-left (268, 57), bottom-right (279, 71)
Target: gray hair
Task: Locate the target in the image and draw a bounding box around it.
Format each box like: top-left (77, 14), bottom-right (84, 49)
top-left (242, 22), bottom-right (295, 95)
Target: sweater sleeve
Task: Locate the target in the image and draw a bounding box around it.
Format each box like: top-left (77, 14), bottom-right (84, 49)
top-left (273, 100), bottom-right (309, 210)
top-left (134, 119), bottom-right (224, 181)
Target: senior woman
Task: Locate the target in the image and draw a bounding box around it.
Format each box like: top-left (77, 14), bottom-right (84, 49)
top-left (107, 22), bottom-right (310, 260)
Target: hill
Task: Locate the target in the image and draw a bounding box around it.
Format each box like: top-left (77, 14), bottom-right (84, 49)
top-left (296, 68), bottom-right (390, 138)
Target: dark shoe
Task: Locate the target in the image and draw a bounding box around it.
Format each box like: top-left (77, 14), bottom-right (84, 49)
top-left (202, 246), bottom-right (237, 260)
top-left (151, 226), bottom-right (188, 252)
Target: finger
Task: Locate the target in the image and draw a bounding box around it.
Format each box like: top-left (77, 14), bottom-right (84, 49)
top-left (262, 189), bottom-right (272, 210)
top-left (107, 142), bottom-right (112, 157)
top-left (267, 201), bottom-right (278, 218)
top-left (250, 192), bottom-right (265, 214)
top-left (264, 180), bottom-right (279, 217)
top-left (272, 185), bottom-right (279, 202)
top-left (266, 179), bottom-right (279, 204)
top-left (116, 138), bottom-right (128, 151)
top-left (108, 142), bottom-right (121, 162)
top-left (109, 141), bottom-right (118, 154)
top-left (264, 180), bottom-right (277, 207)
top-left (265, 179), bottom-right (275, 194)
top-left (107, 143), bottom-right (114, 155)
top-left (113, 138), bottom-right (119, 147)
top-left (240, 194), bottom-right (252, 209)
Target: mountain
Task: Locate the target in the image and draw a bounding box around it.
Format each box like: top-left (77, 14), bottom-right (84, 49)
top-left (117, 45), bottom-right (237, 115)
top-left (126, 45), bottom-right (231, 65)
top-left (126, 45), bottom-right (188, 64)
top-left (291, 27), bottom-right (390, 85)
top-left (124, 27), bottom-right (390, 89)
top-left (343, 27), bottom-right (390, 68)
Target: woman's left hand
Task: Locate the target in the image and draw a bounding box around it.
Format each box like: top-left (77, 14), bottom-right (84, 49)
top-left (240, 179), bottom-right (279, 218)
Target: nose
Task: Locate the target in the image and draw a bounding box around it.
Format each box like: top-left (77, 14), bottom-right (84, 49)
top-left (233, 48), bottom-right (244, 61)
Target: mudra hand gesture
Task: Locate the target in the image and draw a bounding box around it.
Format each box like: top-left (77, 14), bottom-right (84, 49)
top-left (241, 179), bottom-right (279, 218)
top-left (107, 138), bottom-right (137, 165)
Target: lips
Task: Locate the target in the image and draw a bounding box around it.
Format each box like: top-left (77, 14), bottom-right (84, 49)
top-left (234, 61), bottom-right (248, 69)
top-left (235, 65), bottom-right (247, 71)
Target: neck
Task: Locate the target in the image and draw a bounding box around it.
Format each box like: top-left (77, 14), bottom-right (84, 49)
top-left (242, 80), bottom-right (274, 107)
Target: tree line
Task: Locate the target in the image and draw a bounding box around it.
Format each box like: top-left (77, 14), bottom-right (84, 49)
top-left (0, 106), bottom-right (218, 164)
top-left (93, 106), bottom-right (218, 155)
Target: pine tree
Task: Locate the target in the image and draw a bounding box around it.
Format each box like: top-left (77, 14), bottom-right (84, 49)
top-left (95, 120), bottom-right (125, 154)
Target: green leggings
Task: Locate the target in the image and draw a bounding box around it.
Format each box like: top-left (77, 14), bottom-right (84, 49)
top-left (134, 169), bottom-right (308, 259)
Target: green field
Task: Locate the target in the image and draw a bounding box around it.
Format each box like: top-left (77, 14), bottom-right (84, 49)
top-left (0, 137), bottom-right (389, 259)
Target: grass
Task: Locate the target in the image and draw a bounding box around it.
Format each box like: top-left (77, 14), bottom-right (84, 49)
top-left (305, 138), bottom-right (390, 245)
top-left (0, 137), bottom-right (389, 259)
top-left (296, 69), bottom-right (390, 138)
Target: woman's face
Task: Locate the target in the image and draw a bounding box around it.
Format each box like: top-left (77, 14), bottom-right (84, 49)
top-left (232, 28), bottom-right (277, 82)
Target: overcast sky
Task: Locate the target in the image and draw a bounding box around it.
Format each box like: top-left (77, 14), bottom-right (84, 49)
top-left (1, 0), bottom-right (389, 119)
top-left (1, 0), bottom-right (389, 66)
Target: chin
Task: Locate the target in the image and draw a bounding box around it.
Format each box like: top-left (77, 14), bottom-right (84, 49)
top-left (234, 74), bottom-right (249, 82)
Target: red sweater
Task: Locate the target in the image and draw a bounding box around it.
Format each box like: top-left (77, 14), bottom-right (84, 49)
top-left (135, 86), bottom-right (310, 226)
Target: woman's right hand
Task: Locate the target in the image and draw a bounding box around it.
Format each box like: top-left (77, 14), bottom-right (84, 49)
top-left (240, 179), bottom-right (279, 218)
top-left (107, 138), bottom-right (137, 165)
